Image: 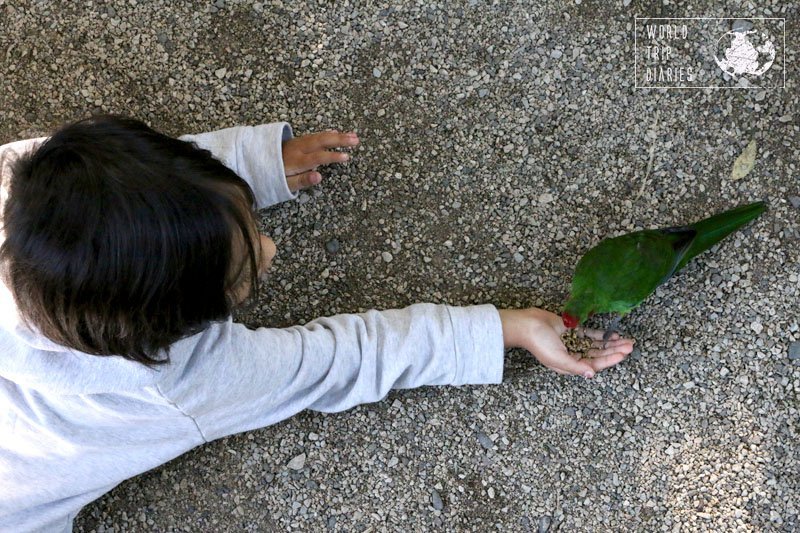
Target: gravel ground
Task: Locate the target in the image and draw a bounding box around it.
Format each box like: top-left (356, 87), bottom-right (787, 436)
top-left (1, 0), bottom-right (798, 531)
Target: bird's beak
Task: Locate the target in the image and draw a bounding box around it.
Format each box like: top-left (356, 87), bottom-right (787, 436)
top-left (561, 312), bottom-right (579, 329)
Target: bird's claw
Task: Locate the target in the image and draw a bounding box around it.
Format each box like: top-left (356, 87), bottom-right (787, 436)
top-left (601, 316), bottom-right (622, 350)
top-left (601, 328), bottom-right (615, 350)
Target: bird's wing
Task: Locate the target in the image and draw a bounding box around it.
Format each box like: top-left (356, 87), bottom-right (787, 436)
top-left (572, 231), bottom-right (678, 314)
top-left (655, 226), bottom-right (698, 286)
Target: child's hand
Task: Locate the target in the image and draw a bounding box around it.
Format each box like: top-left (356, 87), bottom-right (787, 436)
top-left (498, 308), bottom-right (634, 379)
top-left (282, 130), bottom-right (360, 192)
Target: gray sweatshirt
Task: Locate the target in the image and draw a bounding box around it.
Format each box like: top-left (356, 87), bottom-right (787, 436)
top-left (0, 122), bottom-right (505, 532)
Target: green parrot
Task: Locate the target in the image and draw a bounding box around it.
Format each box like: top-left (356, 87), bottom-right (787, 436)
top-left (561, 201), bottom-right (767, 334)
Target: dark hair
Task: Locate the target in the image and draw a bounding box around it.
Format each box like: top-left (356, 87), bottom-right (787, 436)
top-left (0, 114), bottom-right (262, 367)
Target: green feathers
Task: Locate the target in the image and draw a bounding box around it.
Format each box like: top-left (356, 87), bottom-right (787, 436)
top-left (561, 201), bottom-right (767, 329)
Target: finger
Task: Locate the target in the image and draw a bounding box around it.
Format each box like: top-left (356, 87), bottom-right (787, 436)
top-left (300, 131), bottom-right (360, 152)
top-left (286, 171), bottom-right (321, 192)
top-left (298, 150), bottom-right (351, 171)
top-left (587, 352), bottom-right (630, 373)
top-left (589, 338), bottom-right (634, 351)
top-left (579, 327), bottom-right (620, 341)
top-left (585, 341), bottom-right (634, 359)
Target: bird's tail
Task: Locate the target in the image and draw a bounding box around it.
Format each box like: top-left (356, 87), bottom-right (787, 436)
top-left (677, 201), bottom-right (767, 270)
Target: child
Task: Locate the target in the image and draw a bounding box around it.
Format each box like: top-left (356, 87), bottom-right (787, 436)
top-left (0, 114), bottom-right (633, 531)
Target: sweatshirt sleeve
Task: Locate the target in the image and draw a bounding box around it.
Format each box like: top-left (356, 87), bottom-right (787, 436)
top-left (158, 303), bottom-right (505, 443)
top-left (178, 122), bottom-right (297, 209)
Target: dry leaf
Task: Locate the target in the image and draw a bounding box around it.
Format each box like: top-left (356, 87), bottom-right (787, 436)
top-left (730, 140), bottom-right (757, 180)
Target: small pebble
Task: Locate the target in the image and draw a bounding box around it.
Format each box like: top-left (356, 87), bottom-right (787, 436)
top-left (287, 453), bottom-right (306, 470)
top-left (789, 341), bottom-right (800, 360)
top-left (372, 67), bottom-right (382, 78)
top-left (430, 489), bottom-right (444, 510)
top-left (381, 251), bottom-right (393, 263)
top-left (326, 239), bottom-right (340, 254)
top-left (477, 431), bottom-right (494, 450)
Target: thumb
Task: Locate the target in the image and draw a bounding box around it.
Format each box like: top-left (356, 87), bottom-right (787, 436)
top-left (287, 171), bottom-right (321, 192)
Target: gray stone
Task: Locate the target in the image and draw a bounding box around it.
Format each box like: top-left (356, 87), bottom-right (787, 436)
top-left (788, 196), bottom-right (800, 209)
top-left (789, 342), bottom-right (800, 360)
top-left (326, 238), bottom-right (341, 253)
top-left (732, 19), bottom-right (754, 33)
top-left (287, 453), bottom-right (306, 470)
top-left (430, 489), bottom-right (444, 510)
top-left (477, 431), bottom-right (494, 450)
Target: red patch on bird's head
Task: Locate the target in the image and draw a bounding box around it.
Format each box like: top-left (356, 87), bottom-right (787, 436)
top-left (562, 312), bottom-right (578, 329)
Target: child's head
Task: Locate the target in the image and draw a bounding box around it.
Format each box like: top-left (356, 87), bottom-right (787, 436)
top-left (0, 114), bottom-right (268, 367)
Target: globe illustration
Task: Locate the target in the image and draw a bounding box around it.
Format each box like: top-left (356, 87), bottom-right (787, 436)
top-left (713, 30), bottom-right (776, 79)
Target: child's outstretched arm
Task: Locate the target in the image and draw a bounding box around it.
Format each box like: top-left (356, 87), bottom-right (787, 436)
top-left (157, 303), bottom-right (505, 443)
top-left (156, 303), bottom-right (633, 445)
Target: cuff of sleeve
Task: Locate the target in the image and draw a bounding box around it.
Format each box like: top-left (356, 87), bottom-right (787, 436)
top-left (242, 122), bottom-right (298, 209)
top-left (445, 304), bottom-right (505, 386)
